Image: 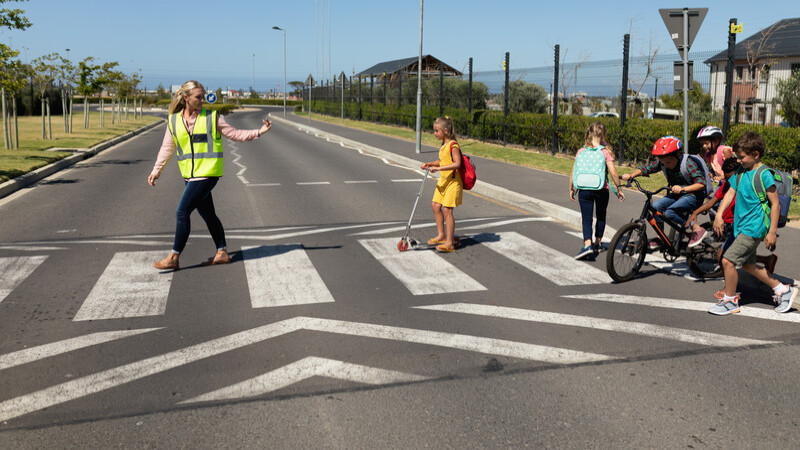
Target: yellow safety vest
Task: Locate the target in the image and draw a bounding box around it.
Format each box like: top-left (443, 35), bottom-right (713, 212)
top-left (168, 109), bottom-right (223, 178)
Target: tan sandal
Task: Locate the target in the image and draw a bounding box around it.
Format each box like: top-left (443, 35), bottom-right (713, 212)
top-left (201, 250), bottom-right (231, 266)
top-left (153, 257), bottom-right (179, 271)
top-left (427, 238), bottom-right (445, 246)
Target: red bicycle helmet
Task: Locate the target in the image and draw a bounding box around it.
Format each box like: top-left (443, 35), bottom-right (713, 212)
top-left (651, 136), bottom-right (682, 156)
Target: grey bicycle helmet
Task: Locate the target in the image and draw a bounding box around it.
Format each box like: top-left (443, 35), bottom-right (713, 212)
top-left (697, 126), bottom-right (724, 140)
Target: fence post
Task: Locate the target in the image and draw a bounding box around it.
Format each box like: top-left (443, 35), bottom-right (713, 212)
top-left (735, 98), bottom-right (740, 124)
top-left (383, 73), bottom-right (387, 105)
top-left (722, 18), bottom-right (737, 138)
top-left (398, 70), bottom-right (403, 106)
top-left (358, 76), bottom-right (362, 121)
top-left (619, 34), bottom-right (630, 164)
top-left (468, 57), bottom-right (473, 136)
top-left (552, 45), bottom-right (559, 155)
top-left (439, 64), bottom-right (444, 117)
top-left (370, 73), bottom-right (374, 104)
top-left (503, 52), bottom-right (509, 147)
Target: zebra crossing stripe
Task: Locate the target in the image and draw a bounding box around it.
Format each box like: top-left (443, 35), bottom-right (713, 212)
top-left (181, 356), bottom-right (429, 404)
top-left (415, 303), bottom-right (779, 347)
top-left (0, 329), bottom-right (161, 371)
top-left (0, 255), bottom-right (48, 304)
top-left (563, 293), bottom-right (800, 324)
top-left (242, 245), bottom-right (335, 307)
top-left (472, 231), bottom-right (611, 285)
top-left (358, 238), bottom-right (487, 295)
top-left (0, 316), bottom-right (612, 422)
top-left (73, 251), bottom-right (173, 321)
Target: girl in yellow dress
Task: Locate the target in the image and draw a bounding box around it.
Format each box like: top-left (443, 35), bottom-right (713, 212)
top-left (421, 116), bottom-right (463, 252)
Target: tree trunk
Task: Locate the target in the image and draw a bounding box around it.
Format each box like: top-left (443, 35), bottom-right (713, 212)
top-left (111, 98), bottom-right (115, 125)
top-left (13, 96), bottom-right (18, 149)
top-left (2, 87), bottom-right (9, 149)
top-left (124, 97), bottom-right (128, 121)
top-left (68, 90), bottom-right (73, 133)
top-left (41, 99), bottom-right (46, 139)
top-left (84, 97), bottom-right (89, 129)
top-left (62, 88), bottom-right (68, 133)
top-left (47, 101), bottom-right (52, 139)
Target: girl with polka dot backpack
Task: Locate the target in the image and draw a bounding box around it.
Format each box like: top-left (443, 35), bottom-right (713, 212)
top-left (569, 122), bottom-right (625, 260)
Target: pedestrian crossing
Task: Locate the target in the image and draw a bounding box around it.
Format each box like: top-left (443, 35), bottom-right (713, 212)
top-left (0, 229), bottom-right (794, 322)
top-left (2, 227), bottom-right (797, 425)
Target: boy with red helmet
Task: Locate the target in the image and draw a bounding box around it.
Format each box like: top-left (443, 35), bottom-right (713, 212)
top-left (621, 136), bottom-right (709, 249)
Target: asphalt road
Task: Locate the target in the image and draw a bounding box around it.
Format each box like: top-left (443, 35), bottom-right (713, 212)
top-left (1, 107), bottom-right (799, 448)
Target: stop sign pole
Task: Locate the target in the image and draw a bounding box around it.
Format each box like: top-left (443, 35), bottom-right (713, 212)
top-left (660, 7), bottom-right (707, 151)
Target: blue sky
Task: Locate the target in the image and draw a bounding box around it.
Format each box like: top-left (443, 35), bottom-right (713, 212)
top-left (2, 0), bottom-right (796, 92)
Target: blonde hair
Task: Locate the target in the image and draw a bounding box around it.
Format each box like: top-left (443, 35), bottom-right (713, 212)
top-left (168, 80), bottom-right (205, 114)
top-left (434, 116), bottom-right (456, 142)
top-left (585, 122), bottom-right (613, 156)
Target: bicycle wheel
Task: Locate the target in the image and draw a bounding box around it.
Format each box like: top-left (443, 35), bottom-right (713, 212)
top-left (606, 222), bottom-right (647, 283)
top-left (687, 224), bottom-right (724, 279)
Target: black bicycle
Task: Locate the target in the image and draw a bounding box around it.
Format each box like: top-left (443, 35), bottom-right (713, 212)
top-left (606, 178), bottom-right (724, 283)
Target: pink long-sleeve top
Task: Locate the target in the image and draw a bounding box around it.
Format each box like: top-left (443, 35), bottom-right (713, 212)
top-left (150, 111), bottom-right (260, 180)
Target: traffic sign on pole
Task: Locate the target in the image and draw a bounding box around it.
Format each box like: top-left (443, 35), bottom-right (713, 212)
top-left (659, 7), bottom-right (707, 151)
top-left (659, 7), bottom-right (708, 52)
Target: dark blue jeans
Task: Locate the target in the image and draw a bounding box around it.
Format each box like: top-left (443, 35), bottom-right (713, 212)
top-left (173, 178), bottom-right (226, 254)
top-left (578, 189), bottom-right (609, 243)
top-left (652, 194), bottom-right (698, 230)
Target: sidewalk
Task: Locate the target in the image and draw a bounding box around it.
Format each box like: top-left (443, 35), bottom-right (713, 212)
top-left (270, 113), bottom-right (800, 285)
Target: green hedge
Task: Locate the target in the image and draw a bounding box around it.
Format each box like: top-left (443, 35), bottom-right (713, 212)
top-left (303, 100), bottom-right (800, 173)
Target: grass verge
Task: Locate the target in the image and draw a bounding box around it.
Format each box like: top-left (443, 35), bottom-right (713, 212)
top-left (295, 111), bottom-right (800, 222)
top-left (1, 112), bottom-right (162, 183)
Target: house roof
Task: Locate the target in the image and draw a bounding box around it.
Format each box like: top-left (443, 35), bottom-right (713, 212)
top-left (356, 55), bottom-right (462, 77)
top-left (705, 17), bottom-right (800, 63)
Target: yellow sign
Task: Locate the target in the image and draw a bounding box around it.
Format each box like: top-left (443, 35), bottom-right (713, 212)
top-left (731, 23), bottom-right (743, 33)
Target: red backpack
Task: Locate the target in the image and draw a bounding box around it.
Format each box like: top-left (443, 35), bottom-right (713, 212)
top-left (449, 141), bottom-right (477, 190)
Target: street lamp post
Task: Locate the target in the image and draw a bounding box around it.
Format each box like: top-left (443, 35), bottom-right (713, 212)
top-left (273, 26), bottom-right (287, 117)
top-left (252, 53), bottom-right (256, 98)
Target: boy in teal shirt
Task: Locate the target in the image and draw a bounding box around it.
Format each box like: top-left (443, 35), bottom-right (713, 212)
top-left (710, 132), bottom-right (797, 315)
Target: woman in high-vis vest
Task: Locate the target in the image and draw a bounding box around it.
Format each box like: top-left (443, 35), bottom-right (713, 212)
top-left (147, 80), bottom-right (272, 271)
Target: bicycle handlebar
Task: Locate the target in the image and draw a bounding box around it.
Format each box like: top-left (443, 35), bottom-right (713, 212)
top-left (623, 178), bottom-right (671, 197)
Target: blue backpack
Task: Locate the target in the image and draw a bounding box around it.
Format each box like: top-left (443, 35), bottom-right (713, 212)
top-left (572, 146), bottom-right (608, 190)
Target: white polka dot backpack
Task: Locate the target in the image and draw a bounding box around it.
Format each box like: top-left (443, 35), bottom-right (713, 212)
top-left (572, 146), bottom-right (607, 191)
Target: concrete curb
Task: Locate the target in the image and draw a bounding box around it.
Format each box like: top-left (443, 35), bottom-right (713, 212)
top-left (269, 114), bottom-right (584, 230)
top-left (0, 119), bottom-right (165, 200)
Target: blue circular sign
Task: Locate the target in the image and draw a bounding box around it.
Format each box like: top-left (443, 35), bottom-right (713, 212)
top-left (205, 93), bottom-right (217, 103)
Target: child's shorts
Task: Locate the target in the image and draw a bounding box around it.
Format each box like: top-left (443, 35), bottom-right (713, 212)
top-left (722, 233), bottom-right (761, 266)
top-left (721, 224), bottom-right (735, 253)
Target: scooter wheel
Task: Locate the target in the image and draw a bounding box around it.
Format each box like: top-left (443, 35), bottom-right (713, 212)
top-left (397, 240), bottom-right (409, 252)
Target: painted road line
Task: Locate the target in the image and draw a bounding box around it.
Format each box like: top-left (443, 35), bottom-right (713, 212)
top-left (299, 317), bottom-right (614, 364)
top-left (0, 329), bottom-right (161, 371)
top-left (0, 320), bottom-right (304, 422)
top-left (247, 183), bottom-right (282, 187)
top-left (242, 245), bottom-right (335, 308)
top-left (296, 181), bottom-right (331, 185)
top-left (416, 303), bottom-right (778, 347)
top-left (350, 217), bottom-right (493, 237)
top-left (229, 221), bottom-right (402, 241)
top-left (563, 293), bottom-right (800, 323)
top-left (0, 246), bottom-right (65, 251)
top-left (472, 231), bottom-right (611, 285)
top-left (73, 251), bottom-right (173, 321)
top-left (0, 316), bottom-right (612, 422)
top-left (181, 356), bottom-right (429, 404)
top-left (459, 217), bottom-right (554, 230)
top-left (344, 180), bottom-right (379, 184)
top-left (358, 238), bottom-right (487, 295)
top-left (0, 255), bottom-right (48, 303)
